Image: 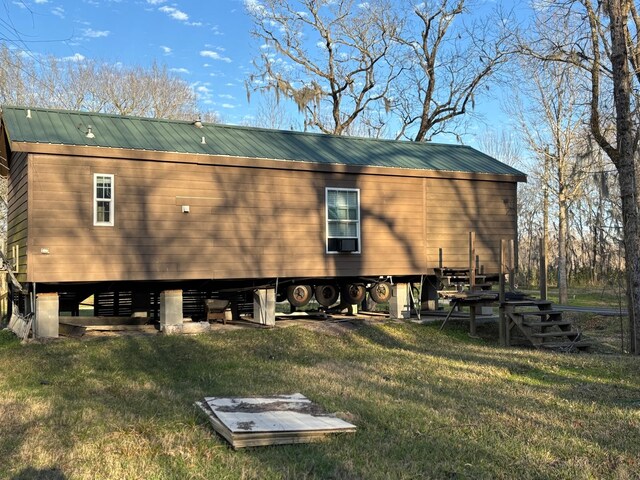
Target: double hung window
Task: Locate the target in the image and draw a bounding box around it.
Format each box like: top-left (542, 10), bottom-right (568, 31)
top-left (326, 188), bottom-right (360, 253)
top-left (94, 173), bottom-right (114, 226)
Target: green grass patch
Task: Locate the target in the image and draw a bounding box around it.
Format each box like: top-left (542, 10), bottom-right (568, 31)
top-left (1, 322), bottom-right (639, 479)
top-left (519, 286), bottom-right (627, 308)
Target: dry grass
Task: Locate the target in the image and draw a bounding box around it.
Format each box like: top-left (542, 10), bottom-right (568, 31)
top-left (1, 320), bottom-right (639, 480)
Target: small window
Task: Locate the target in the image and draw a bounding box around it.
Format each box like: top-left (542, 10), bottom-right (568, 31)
top-left (94, 174), bottom-right (114, 226)
top-left (326, 187), bottom-right (360, 253)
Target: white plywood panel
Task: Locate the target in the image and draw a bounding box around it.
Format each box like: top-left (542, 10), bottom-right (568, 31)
top-left (203, 393), bottom-right (355, 433)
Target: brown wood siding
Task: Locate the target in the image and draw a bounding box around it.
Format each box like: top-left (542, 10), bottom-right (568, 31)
top-left (27, 154), bottom-right (427, 282)
top-left (25, 153), bottom-right (518, 283)
top-left (425, 178), bottom-right (517, 272)
top-left (7, 152), bottom-right (28, 282)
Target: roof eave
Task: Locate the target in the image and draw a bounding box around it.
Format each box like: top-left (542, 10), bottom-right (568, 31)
top-left (9, 141), bottom-right (527, 183)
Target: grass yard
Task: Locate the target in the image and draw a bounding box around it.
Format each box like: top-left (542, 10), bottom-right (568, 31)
top-left (1, 320), bottom-right (639, 480)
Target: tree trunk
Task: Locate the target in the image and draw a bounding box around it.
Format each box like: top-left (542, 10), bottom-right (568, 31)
top-left (558, 196), bottom-right (569, 304)
top-left (606, 0), bottom-right (639, 353)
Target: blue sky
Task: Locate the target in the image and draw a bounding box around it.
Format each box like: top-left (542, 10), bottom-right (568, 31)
top-left (5, 0), bottom-right (259, 120)
top-left (3, 0), bottom-right (519, 146)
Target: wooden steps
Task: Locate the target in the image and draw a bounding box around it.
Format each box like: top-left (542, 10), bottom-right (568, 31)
top-left (530, 331), bottom-right (580, 339)
top-left (539, 341), bottom-right (592, 351)
top-left (503, 299), bottom-right (590, 352)
top-left (522, 320), bottom-right (573, 328)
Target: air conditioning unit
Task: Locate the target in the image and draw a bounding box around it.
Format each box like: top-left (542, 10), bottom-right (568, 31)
top-left (337, 238), bottom-right (358, 252)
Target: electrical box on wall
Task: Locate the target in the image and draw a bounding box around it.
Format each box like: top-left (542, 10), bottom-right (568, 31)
top-left (182, 205), bottom-right (190, 213)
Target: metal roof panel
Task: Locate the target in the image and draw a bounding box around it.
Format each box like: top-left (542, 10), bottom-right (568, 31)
top-left (1, 106), bottom-right (527, 179)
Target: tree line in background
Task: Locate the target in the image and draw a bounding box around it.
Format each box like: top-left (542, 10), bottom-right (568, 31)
top-left (0, 45), bottom-right (220, 121)
top-left (0, 0), bottom-right (638, 352)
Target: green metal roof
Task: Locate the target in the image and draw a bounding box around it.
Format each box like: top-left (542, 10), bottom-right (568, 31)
top-left (1, 106), bottom-right (526, 179)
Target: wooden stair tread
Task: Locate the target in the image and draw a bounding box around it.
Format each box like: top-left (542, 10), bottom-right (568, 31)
top-left (539, 341), bottom-right (591, 350)
top-left (518, 309), bottom-right (561, 316)
top-left (531, 331), bottom-right (580, 338)
top-left (522, 320), bottom-right (573, 327)
top-left (503, 300), bottom-right (552, 307)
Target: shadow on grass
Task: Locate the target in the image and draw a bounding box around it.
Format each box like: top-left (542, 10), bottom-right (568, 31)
top-left (1, 323), bottom-right (639, 479)
top-left (11, 467), bottom-right (66, 480)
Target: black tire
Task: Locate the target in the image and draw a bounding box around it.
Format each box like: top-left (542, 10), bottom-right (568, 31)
top-left (314, 284), bottom-right (339, 307)
top-left (369, 281), bottom-right (392, 303)
top-left (287, 284), bottom-right (313, 307)
top-left (342, 283), bottom-right (366, 304)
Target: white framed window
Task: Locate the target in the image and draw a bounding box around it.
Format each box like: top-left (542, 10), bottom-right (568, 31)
top-left (326, 187), bottom-right (360, 253)
top-left (93, 173), bottom-right (114, 226)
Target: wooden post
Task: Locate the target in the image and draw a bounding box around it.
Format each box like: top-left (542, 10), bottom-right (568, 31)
top-left (539, 236), bottom-right (547, 300)
top-left (439, 248), bottom-right (443, 270)
top-left (499, 239), bottom-right (506, 347)
top-left (468, 231), bottom-right (476, 291)
top-left (509, 239), bottom-right (516, 290)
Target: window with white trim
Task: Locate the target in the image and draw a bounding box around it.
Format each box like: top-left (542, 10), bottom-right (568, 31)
top-left (326, 187), bottom-right (360, 253)
top-left (94, 173), bottom-right (114, 226)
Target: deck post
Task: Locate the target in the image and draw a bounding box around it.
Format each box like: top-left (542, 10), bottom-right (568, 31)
top-left (468, 231), bottom-right (476, 291)
top-left (253, 288), bottom-right (276, 326)
top-left (499, 240), bottom-right (506, 346)
top-left (509, 239), bottom-right (516, 290)
top-left (34, 292), bottom-right (59, 338)
top-left (389, 283), bottom-right (411, 319)
top-left (160, 290), bottom-right (183, 334)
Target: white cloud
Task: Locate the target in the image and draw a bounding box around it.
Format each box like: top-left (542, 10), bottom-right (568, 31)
top-left (34, 0), bottom-right (49, 4)
top-left (170, 67), bottom-right (190, 74)
top-left (221, 103), bottom-right (235, 109)
top-left (219, 94), bottom-right (235, 99)
top-left (160, 45), bottom-right (172, 54)
top-left (62, 53), bottom-right (86, 62)
top-left (82, 28), bottom-right (110, 38)
top-left (159, 5), bottom-right (188, 21)
top-left (147, 0), bottom-right (167, 4)
top-left (51, 6), bottom-right (65, 18)
top-left (200, 50), bottom-right (231, 63)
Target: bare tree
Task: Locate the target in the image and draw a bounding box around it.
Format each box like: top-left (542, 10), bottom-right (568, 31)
top-left (390, 0), bottom-right (513, 141)
top-left (0, 46), bottom-right (211, 121)
top-left (510, 59), bottom-right (589, 304)
top-left (245, 91), bottom-right (301, 130)
top-left (519, 0), bottom-right (640, 352)
top-left (245, 0), bottom-right (397, 136)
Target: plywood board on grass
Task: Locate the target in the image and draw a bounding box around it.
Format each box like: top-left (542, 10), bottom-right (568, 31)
top-left (197, 393), bottom-right (356, 449)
